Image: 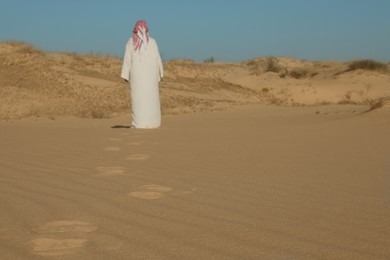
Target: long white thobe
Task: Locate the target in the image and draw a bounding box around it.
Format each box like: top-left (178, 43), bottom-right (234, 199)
top-left (121, 37), bottom-right (164, 128)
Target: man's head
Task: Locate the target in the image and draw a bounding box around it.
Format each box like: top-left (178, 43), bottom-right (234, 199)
top-left (133, 20), bottom-right (148, 34)
top-left (132, 20), bottom-right (149, 52)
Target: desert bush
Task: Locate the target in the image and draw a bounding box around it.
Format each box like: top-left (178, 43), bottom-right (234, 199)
top-left (288, 68), bottom-right (317, 79)
top-left (338, 91), bottom-right (355, 105)
top-left (265, 56), bottom-right (280, 73)
top-left (204, 57), bottom-right (215, 63)
top-left (261, 88), bottom-right (269, 93)
top-left (246, 60), bottom-right (257, 67)
top-left (348, 60), bottom-right (387, 72)
top-left (366, 97), bottom-right (390, 111)
top-left (245, 59), bottom-right (262, 76)
top-left (289, 69), bottom-right (306, 79)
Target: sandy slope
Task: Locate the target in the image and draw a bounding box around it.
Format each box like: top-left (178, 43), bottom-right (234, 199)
top-left (1, 42), bottom-right (389, 120)
top-left (0, 104), bottom-right (389, 259)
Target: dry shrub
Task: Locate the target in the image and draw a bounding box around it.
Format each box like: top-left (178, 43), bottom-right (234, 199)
top-left (204, 57), bottom-right (215, 63)
top-left (246, 60), bottom-right (257, 67)
top-left (265, 56), bottom-right (281, 73)
top-left (348, 60), bottom-right (388, 72)
top-left (245, 59), bottom-right (263, 76)
top-left (366, 97), bottom-right (390, 112)
top-left (338, 91), bottom-right (356, 105)
top-left (289, 69), bottom-right (308, 79)
top-left (288, 68), bottom-right (317, 79)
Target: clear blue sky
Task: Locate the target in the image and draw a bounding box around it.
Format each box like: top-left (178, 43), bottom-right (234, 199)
top-left (1, 0), bottom-right (389, 62)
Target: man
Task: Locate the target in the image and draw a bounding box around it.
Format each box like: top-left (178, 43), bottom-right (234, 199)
top-left (121, 20), bottom-right (164, 128)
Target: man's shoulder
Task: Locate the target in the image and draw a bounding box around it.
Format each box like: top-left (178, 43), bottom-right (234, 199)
top-left (149, 37), bottom-right (156, 42)
top-left (126, 38), bottom-right (133, 47)
top-left (149, 38), bottom-right (160, 49)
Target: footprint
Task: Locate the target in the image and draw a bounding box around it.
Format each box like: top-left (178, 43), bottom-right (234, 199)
top-left (122, 133), bottom-right (144, 137)
top-left (175, 187), bottom-right (198, 195)
top-left (109, 138), bottom-right (123, 142)
top-left (127, 142), bottom-right (142, 146)
top-left (104, 146), bottom-right (121, 151)
top-left (30, 220), bottom-right (96, 256)
top-left (126, 154), bottom-right (149, 161)
top-left (128, 191), bottom-right (164, 200)
top-left (29, 238), bottom-right (87, 256)
top-left (128, 185), bottom-right (173, 200)
top-left (34, 221), bottom-right (97, 234)
top-left (126, 134), bottom-right (143, 138)
top-left (97, 167), bottom-right (126, 176)
top-left (140, 185), bottom-right (173, 193)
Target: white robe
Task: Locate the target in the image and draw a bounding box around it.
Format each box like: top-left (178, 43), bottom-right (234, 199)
top-left (121, 37), bottom-right (164, 128)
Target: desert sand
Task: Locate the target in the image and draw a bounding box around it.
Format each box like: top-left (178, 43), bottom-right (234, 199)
top-left (0, 42), bottom-right (390, 259)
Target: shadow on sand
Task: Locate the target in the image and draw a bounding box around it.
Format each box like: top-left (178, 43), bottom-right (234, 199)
top-left (111, 125), bottom-right (131, 129)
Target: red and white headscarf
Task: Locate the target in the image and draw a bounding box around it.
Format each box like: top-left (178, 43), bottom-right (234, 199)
top-left (133, 20), bottom-right (149, 53)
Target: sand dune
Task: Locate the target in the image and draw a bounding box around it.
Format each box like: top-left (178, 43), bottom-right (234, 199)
top-left (1, 42), bottom-right (389, 120)
top-left (1, 42), bottom-right (390, 259)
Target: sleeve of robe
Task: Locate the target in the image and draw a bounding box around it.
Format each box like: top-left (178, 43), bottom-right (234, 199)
top-left (121, 40), bottom-right (132, 81)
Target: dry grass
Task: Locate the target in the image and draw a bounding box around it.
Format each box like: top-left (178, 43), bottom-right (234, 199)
top-left (265, 56), bottom-right (281, 73)
top-left (245, 59), bottom-right (263, 76)
top-left (245, 57), bottom-right (320, 79)
top-left (245, 57), bottom-right (284, 76)
top-left (288, 68), bottom-right (318, 79)
top-left (365, 97), bottom-right (390, 112)
top-left (348, 60), bottom-right (388, 72)
top-left (204, 57), bottom-right (215, 63)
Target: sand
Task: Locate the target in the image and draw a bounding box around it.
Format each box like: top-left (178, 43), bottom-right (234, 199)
top-left (1, 42), bottom-right (390, 259)
top-left (1, 104), bottom-right (389, 259)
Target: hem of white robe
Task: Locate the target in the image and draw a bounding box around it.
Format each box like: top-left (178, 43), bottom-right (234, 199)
top-left (131, 123), bottom-right (161, 129)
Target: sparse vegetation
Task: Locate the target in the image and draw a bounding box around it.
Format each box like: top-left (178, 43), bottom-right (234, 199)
top-left (261, 88), bottom-right (269, 93)
top-left (245, 59), bottom-right (262, 76)
top-left (91, 109), bottom-right (106, 119)
top-left (288, 68), bottom-right (317, 79)
top-left (289, 69), bottom-right (306, 79)
top-left (3, 41), bottom-right (43, 55)
top-left (348, 60), bottom-right (388, 72)
top-left (366, 97), bottom-right (390, 112)
top-left (204, 57), bottom-right (215, 63)
top-left (246, 60), bottom-right (257, 67)
top-left (338, 91), bottom-right (355, 105)
top-left (265, 56), bottom-right (280, 73)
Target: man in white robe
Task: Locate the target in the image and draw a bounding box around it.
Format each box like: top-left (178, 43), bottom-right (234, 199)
top-left (121, 20), bottom-right (164, 128)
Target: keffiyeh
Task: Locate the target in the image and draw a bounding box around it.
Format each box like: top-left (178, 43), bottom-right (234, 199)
top-left (133, 20), bottom-right (149, 54)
